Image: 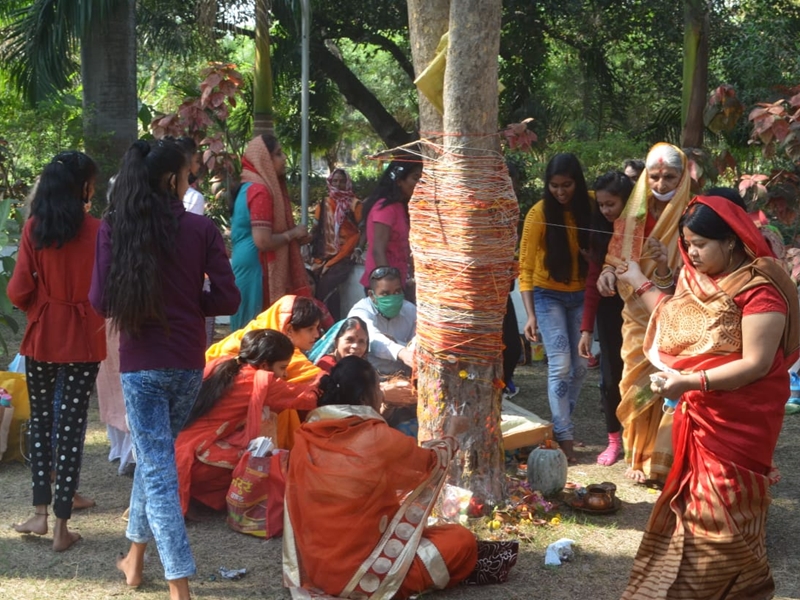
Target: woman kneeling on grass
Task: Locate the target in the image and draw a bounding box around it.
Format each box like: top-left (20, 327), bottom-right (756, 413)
top-left (284, 356), bottom-right (519, 599)
top-left (176, 329), bottom-right (318, 517)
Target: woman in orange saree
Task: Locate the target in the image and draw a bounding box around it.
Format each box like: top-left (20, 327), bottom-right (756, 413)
top-left (284, 357), bottom-right (518, 600)
top-left (618, 195), bottom-right (799, 600)
top-left (175, 330), bottom-right (318, 515)
top-left (207, 295), bottom-right (323, 449)
top-left (597, 143), bottom-right (693, 483)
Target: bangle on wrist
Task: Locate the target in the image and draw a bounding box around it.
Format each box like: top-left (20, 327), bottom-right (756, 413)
top-left (652, 268), bottom-right (673, 289)
top-left (699, 369), bottom-right (709, 393)
top-left (635, 280), bottom-right (655, 297)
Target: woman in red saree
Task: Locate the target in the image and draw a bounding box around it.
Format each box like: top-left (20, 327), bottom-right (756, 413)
top-left (617, 195), bottom-right (799, 600)
top-left (207, 295), bottom-right (324, 449)
top-left (284, 356), bottom-right (518, 599)
top-left (176, 330), bottom-right (318, 516)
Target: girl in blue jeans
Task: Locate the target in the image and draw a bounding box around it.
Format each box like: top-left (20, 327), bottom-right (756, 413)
top-left (90, 138), bottom-right (240, 600)
top-left (519, 153), bottom-right (592, 463)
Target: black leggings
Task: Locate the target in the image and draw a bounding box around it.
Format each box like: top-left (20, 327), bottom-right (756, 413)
top-left (596, 295), bottom-right (624, 434)
top-left (502, 296), bottom-right (521, 385)
top-left (26, 359), bottom-right (100, 519)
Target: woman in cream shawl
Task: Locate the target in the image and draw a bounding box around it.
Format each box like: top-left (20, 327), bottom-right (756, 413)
top-left (597, 143), bottom-right (693, 483)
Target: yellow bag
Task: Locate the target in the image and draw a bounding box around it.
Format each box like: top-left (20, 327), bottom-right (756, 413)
top-left (0, 372), bottom-right (30, 463)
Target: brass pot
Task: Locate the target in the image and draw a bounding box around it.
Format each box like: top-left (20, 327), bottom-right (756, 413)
top-left (584, 485), bottom-right (613, 510)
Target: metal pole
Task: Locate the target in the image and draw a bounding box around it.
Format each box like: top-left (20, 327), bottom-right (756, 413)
top-left (300, 0), bottom-right (311, 226)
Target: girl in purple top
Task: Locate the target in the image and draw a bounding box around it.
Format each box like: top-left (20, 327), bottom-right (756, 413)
top-left (360, 156), bottom-right (422, 293)
top-left (90, 138), bottom-right (239, 600)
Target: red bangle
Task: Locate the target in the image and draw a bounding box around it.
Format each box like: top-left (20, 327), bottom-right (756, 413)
top-left (635, 280), bottom-right (655, 297)
top-left (699, 370), bottom-right (709, 393)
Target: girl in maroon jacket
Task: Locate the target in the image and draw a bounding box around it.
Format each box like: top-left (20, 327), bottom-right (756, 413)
top-left (9, 151), bottom-right (106, 551)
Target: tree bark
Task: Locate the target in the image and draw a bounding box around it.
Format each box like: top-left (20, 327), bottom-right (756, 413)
top-left (80, 0), bottom-right (138, 196)
top-left (314, 42), bottom-right (416, 148)
top-left (407, 0), bottom-right (450, 135)
top-left (253, 0), bottom-right (274, 136)
top-left (410, 0), bottom-right (512, 506)
top-left (681, 0), bottom-right (710, 148)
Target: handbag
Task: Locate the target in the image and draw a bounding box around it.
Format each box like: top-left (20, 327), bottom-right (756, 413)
top-left (226, 449), bottom-right (288, 538)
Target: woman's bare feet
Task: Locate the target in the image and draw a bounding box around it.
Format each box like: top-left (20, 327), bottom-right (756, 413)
top-left (117, 542), bottom-right (146, 588)
top-left (558, 440), bottom-right (579, 465)
top-left (625, 467), bottom-right (647, 483)
top-left (168, 577), bottom-right (192, 600)
top-left (52, 518), bottom-right (82, 552)
top-left (13, 511), bottom-right (48, 536)
top-left (72, 492), bottom-right (96, 510)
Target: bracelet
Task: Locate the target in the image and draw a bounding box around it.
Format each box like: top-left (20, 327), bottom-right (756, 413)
top-left (635, 280), bottom-right (655, 297)
top-left (699, 370), bottom-right (709, 393)
top-left (652, 268), bottom-right (674, 289)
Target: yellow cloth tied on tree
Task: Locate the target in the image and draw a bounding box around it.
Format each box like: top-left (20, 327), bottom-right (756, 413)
top-left (414, 31), bottom-right (504, 116)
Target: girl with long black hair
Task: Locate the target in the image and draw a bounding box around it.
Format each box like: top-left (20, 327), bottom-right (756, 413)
top-left (9, 151), bottom-right (106, 552)
top-left (519, 153), bottom-right (593, 463)
top-left (577, 171), bottom-right (634, 466)
top-left (359, 155), bottom-right (422, 293)
top-left (90, 138), bottom-right (239, 599)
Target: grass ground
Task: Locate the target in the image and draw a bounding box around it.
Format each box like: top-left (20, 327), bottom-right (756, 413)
top-left (1, 340), bottom-right (799, 599)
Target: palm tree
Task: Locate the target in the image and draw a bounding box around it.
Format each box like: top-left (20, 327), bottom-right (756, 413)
top-left (1, 0), bottom-right (138, 182)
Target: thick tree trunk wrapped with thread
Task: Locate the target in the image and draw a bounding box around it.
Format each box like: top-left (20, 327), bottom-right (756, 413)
top-left (409, 0), bottom-right (513, 505)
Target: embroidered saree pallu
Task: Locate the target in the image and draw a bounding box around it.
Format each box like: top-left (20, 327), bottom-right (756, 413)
top-left (622, 196), bottom-right (800, 600)
top-left (283, 405), bottom-right (477, 600)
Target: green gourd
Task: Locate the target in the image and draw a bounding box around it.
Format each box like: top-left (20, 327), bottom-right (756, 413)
top-left (527, 442), bottom-right (568, 497)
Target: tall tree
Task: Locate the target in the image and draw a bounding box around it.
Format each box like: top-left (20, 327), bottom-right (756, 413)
top-left (406, 0), bottom-right (449, 136)
top-left (81, 0), bottom-right (137, 176)
top-left (253, 0), bottom-right (274, 135)
top-left (409, 0), bottom-right (514, 504)
top-left (1, 0), bottom-right (138, 185)
top-left (681, 0), bottom-right (710, 148)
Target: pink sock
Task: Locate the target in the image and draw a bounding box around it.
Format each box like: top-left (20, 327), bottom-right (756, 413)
top-left (597, 432), bottom-right (622, 466)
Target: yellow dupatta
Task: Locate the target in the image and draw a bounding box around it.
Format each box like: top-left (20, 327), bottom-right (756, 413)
top-left (605, 143), bottom-right (692, 481)
top-left (206, 295), bottom-right (322, 448)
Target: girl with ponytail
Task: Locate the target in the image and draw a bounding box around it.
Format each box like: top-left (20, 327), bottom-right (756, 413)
top-left (9, 151), bottom-right (106, 552)
top-left (175, 329), bottom-right (318, 516)
top-left (89, 138), bottom-right (240, 598)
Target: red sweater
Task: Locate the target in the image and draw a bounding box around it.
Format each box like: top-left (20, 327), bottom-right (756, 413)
top-left (8, 216), bottom-right (106, 363)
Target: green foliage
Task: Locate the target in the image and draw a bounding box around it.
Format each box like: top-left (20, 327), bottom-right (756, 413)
top-left (0, 139), bottom-right (27, 352)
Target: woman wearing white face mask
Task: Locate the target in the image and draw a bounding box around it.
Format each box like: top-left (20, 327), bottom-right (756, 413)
top-left (595, 143), bottom-right (692, 485)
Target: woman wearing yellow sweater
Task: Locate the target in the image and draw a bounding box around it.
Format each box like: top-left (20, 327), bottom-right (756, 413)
top-left (520, 153), bottom-right (592, 463)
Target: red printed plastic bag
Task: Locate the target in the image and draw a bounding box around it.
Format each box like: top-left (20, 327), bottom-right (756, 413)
top-left (226, 449), bottom-right (288, 538)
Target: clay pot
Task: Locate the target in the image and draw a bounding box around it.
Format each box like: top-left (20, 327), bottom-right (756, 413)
top-left (584, 485), bottom-right (613, 510)
top-left (527, 445), bottom-right (568, 497)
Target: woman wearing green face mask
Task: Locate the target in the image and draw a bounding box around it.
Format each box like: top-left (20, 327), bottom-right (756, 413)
top-left (347, 267), bottom-right (417, 376)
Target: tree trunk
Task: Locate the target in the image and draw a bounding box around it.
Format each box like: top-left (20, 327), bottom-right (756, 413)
top-left (253, 0), bottom-right (274, 136)
top-left (407, 0), bottom-right (450, 135)
top-left (410, 0), bottom-right (513, 507)
top-left (81, 0), bottom-right (138, 197)
top-left (681, 0), bottom-right (709, 148)
top-left (315, 42), bottom-right (416, 148)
